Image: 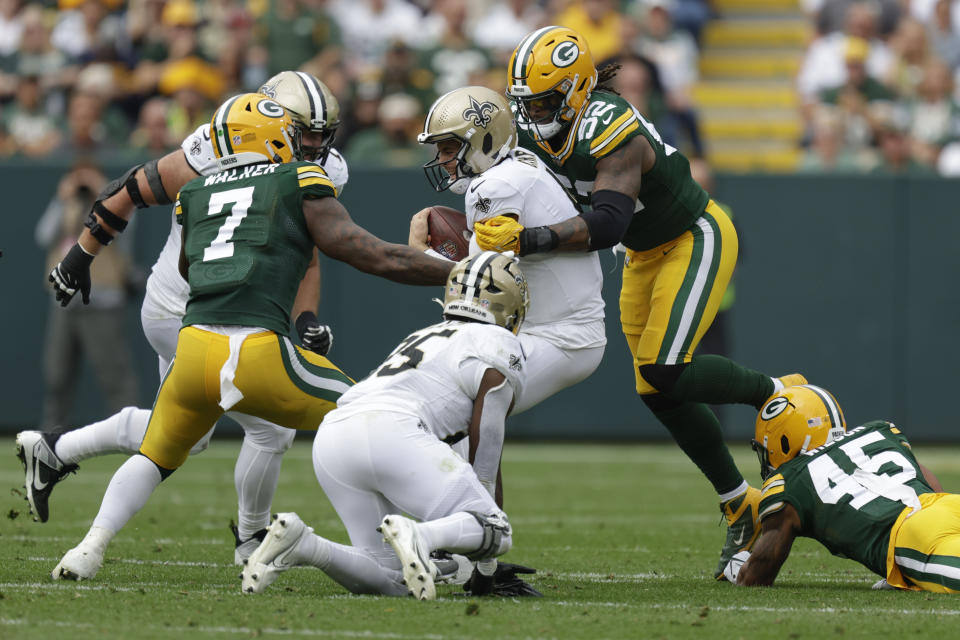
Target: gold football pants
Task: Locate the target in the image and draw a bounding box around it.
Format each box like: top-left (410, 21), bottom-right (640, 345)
top-left (886, 493), bottom-right (960, 593)
top-left (620, 201), bottom-right (738, 394)
top-left (140, 326), bottom-right (352, 470)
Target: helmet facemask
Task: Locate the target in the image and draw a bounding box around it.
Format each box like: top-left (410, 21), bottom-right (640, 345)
top-left (422, 135), bottom-right (474, 195)
top-left (258, 70), bottom-right (340, 164)
top-left (298, 123), bottom-right (337, 164)
top-left (513, 83), bottom-right (575, 143)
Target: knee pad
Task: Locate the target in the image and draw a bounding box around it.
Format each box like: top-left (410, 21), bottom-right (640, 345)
top-left (464, 511), bottom-right (512, 561)
top-left (637, 362), bottom-right (688, 397)
top-left (115, 407), bottom-right (152, 452)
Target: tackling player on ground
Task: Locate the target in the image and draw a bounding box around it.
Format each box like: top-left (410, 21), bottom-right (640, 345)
top-left (725, 384), bottom-right (960, 593)
top-left (48, 93), bottom-right (452, 581)
top-left (19, 72), bottom-right (347, 562)
top-left (242, 252), bottom-right (537, 600)
top-left (473, 26), bottom-right (805, 578)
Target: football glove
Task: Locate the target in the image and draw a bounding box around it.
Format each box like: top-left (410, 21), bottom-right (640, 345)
top-left (49, 243), bottom-right (94, 307)
top-left (473, 216), bottom-right (524, 254)
top-left (463, 561), bottom-right (543, 597)
top-left (722, 550), bottom-right (751, 584)
top-left (295, 311), bottom-right (333, 356)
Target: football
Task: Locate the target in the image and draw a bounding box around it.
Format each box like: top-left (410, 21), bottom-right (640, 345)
top-left (427, 205), bottom-right (470, 261)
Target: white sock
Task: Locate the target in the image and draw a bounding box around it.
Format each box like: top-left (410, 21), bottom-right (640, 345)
top-left (297, 533), bottom-right (407, 595)
top-left (91, 455), bottom-right (163, 534)
top-left (719, 480), bottom-right (749, 504)
top-left (234, 443), bottom-right (283, 540)
top-left (416, 512), bottom-right (483, 554)
top-left (56, 407), bottom-right (151, 465)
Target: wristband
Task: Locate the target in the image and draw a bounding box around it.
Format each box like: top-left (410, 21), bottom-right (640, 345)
top-left (518, 226), bottom-right (559, 256)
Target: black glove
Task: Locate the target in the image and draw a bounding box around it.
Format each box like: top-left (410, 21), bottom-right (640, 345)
top-left (463, 562), bottom-right (543, 597)
top-left (295, 311), bottom-right (333, 355)
top-left (48, 243), bottom-right (94, 307)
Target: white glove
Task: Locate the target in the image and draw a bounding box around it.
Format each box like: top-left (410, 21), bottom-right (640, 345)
top-left (723, 550), bottom-right (751, 584)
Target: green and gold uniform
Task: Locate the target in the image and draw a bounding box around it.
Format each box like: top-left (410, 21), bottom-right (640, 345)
top-left (140, 160), bottom-right (352, 470)
top-left (760, 421), bottom-right (960, 592)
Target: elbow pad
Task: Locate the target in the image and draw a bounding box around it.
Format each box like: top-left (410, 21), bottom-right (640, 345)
top-left (579, 189), bottom-right (636, 250)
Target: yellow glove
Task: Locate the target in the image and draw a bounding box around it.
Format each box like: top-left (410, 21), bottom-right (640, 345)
top-left (473, 215), bottom-right (525, 253)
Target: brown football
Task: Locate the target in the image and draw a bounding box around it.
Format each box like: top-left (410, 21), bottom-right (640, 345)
top-left (427, 205), bottom-right (470, 261)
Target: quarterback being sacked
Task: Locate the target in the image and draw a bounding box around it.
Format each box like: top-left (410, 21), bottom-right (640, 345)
top-left (725, 385), bottom-right (960, 593)
top-left (22, 71), bottom-right (346, 562)
top-left (242, 253), bottom-right (537, 600)
top-left (411, 85), bottom-right (605, 414)
top-left (473, 25), bottom-right (805, 577)
top-left (50, 94), bottom-right (452, 581)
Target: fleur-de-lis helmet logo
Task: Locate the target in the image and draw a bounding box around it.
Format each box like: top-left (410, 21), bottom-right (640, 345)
top-left (462, 96), bottom-right (497, 128)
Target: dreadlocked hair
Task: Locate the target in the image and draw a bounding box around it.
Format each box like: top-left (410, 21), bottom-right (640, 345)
top-left (596, 62), bottom-right (622, 94)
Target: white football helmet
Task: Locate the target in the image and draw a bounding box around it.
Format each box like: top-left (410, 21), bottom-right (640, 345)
top-left (418, 86), bottom-right (517, 194)
top-left (259, 71), bottom-right (340, 163)
top-left (443, 252), bottom-right (529, 335)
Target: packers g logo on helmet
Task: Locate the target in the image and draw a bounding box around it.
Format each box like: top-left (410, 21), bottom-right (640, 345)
top-left (258, 71), bottom-right (340, 163)
top-left (551, 41), bottom-right (580, 68)
top-left (210, 93), bottom-right (300, 164)
top-left (752, 385), bottom-right (847, 480)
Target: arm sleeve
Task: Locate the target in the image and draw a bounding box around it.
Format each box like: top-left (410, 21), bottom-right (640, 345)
top-left (579, 189), bottom-right (636, 250)
top-left (471, 376), bottom-right (514, 493)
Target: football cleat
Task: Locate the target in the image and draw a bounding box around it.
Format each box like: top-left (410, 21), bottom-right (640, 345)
top-left (432, 550), bottom-right (474, 585)
top-left (229, 521), bottom-right (268, 566)
top-left (241, 512), bottom-right (311, 594)
top-left (715, 486), bottom-right (762, 581)
top-left (16, 430), bottom-right (78, 523)
top-left (52, 526), bottom-right (112, 581)
top-left (379, 514), bottom-right (438, 601)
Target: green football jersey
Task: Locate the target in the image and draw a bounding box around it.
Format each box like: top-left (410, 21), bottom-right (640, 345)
top-left (758, 421), bottom-right (935, 576)
top-left (517, 91), bottom-right (709, 251)
top-left (176, 160), bottom-right (336, 335)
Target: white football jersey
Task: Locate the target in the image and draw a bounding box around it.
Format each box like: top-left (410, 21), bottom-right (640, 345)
top-left (143, 124), bottom-right (350, 318)
top-left (328, 321), bottom-right (526, 444)
top-left (464, 148), bottom-right (605, 349)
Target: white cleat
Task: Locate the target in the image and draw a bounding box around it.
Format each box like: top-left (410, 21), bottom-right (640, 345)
top-left (241, 512), bottom-right (311, 594)
top-left (52, 527), bottom-right (112, 581)
top-left (379, 515), bottom-right (438, 601)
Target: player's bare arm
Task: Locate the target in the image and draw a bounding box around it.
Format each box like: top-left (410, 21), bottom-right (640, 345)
top-left (593, 135), bottom-right (652, 198)
top-left (292, 249), bottom-right (322, 319)
top-left (468, 368), bottom-right (511, 509)
top-left (303, 196), bottom-right (452, 285)
top-left (737, 506), bottom-right (801, 586)
top-left (920, 462), bottom-right (944, 492)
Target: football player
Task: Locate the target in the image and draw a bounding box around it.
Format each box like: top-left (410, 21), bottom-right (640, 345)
top-left (410, 86), bottom-right (605, 414)
top-left (19, 72), bottom-right (348, 563)
top-left (49, 93), bottom-right (452, 581)
top-left (472, 25), bottom-right (804, 578)
top-left (241, 252), bottom-right (533, 600)
top-left (725, 385), bottom-right (960, 594)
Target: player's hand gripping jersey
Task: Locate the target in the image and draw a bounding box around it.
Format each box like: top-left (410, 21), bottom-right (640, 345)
top-left (175, 160), bottom-right (338, 334)
top-left (757, 421), bottom-right (935, 577)
top-left (329, 320), bottom-right (526, 444)
top-left (517, 91), bottom-right (708, 251)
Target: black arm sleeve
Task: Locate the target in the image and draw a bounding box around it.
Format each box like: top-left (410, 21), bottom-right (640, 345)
top-left (579, 189), bottom-right (636, 251)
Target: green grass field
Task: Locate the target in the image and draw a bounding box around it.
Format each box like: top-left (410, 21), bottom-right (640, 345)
top-left (2, 439), bottom-right (960, 639)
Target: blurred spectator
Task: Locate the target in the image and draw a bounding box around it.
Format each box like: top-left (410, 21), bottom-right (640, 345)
top-left (627, 0), bottom-right (703, 155)
top-left (128, 96), bottom-right (177, 156)
top-left (905, 58), bottom-right (960, 166)
top-left (125, 0), bottom-right (170, 62)
top-left (925, 0), bottom-right (960, 69)
top-left (255, 0), bottom-right (341, 78)
top-left (818, 37), bottom-right (896, 149)
top-left (798, 105), bottom-right (876, 171)
top-left (910, 0), bottom-right (960, 33)
top-left (814, 0), bottom-right (901, 37)
top-left (470, 0), bottom-right (545, 63)
top-left (343, 92), bottom-right (432, 167)
top-left (797, 2), bottom-right (893, 109)
top-left (884, 18), bottom-right (933, 100)
top-left (378, 41), bottom-right (435, 111)
top-left (35, 160), bottom-right (140, 430)
top-left (210, 4), bottom-right (259, 94)
top-left (13, 4), bottom-right (73, 103)
top-left (329, 0), bottom-right (423, 73)
top-left (417, 0), bottom-right (493, 97)
top-left (50, 0), bottom-right (124, 63)
top-left (0, 0), bottom-right (24, 58)
top-left (611, 53), bottom-right (674, 144)
top-left (157, 57), bottom-right (223, 140)
top-left (555, 0), bottom-right (625, 64)
top-left (870, 105), bottom-right (936, 174)
top-left (2, 75), bottom-right (61, 156)
top-left (669, 0), bottom-right (711, 46)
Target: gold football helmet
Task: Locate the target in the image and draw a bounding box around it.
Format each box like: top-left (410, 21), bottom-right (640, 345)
top-left (753, 385), bottom-right (847, 479)
top-left (211, 93), bottom-right (299, 164)
top-left (443, 251), bottom-right (529, 335)
top-left (418, 86), bottom-right (517, 194)
top-left (507, 26), bottom-right (597, 153)
top-left (259, 71), bottom-right (340, 163)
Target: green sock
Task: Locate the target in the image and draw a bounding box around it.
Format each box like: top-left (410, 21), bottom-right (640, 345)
top-left (672, 354), bottom-right (774, 409)
top-left (651, 401), bottom-right (744, 495)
